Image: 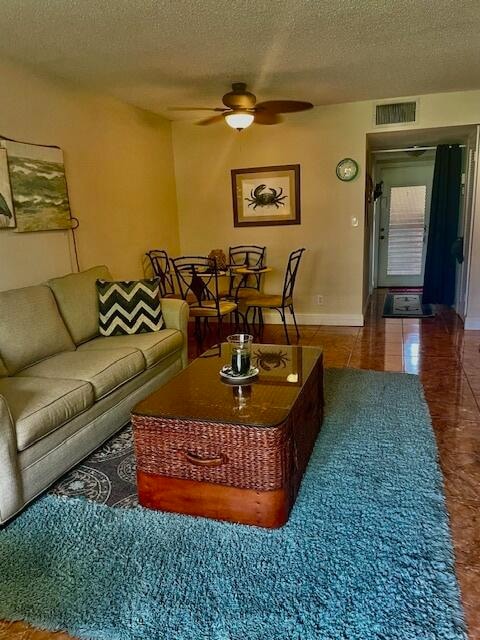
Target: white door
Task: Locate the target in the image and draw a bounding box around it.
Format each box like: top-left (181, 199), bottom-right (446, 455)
top-left (377, 161), bottom-right (434, 288)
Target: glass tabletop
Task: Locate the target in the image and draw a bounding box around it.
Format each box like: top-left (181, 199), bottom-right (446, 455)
top-left (133, 343), bottom-right (323, 428)
top-left (233, 266), bottom-right (272, 274)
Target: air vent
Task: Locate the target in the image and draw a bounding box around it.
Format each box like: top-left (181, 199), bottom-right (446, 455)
top-left (375, 101), bottom-right (417, 126)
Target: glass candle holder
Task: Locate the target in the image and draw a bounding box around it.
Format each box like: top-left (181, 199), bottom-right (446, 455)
top-left (227, 334), bottom-right (253, 376)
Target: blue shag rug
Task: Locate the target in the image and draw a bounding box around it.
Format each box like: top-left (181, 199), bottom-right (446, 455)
top-left (0, 369), bottom-right (466, 640)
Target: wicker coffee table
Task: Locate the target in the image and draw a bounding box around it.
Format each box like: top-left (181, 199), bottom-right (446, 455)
top-left (132, 343), bottom-right (323, 528)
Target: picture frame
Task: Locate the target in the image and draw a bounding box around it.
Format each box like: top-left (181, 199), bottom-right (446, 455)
top-left (0, 148), bottom-right (15, 229)
top-left (1, 140), bottom-right (72, 233)
top-left (231, 164), bottom-right (300, 227)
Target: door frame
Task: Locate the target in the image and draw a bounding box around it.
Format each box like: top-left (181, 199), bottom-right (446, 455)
top-left (455, 125), bottom-right (479, 319)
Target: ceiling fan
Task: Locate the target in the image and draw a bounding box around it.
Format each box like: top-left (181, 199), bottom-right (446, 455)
top-left (169, 82), bottom-right (313, 131)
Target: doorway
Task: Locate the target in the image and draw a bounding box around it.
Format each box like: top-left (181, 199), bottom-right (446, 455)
top-left (366, 124), bottom-right (478, 319)
top-left (376, 155), bottom-right (434, 287)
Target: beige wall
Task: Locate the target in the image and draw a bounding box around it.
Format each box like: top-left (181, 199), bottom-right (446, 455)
top-left (3, 57), bottom-right (478, 326)
top-left (173, 102), bottom-right (371, 324)
top-left (0, 59), bottom-right (179, 291)
top-left (172, 89), bottom-right (480, 324)
top-left (409, 91), bottom-right (480, 130)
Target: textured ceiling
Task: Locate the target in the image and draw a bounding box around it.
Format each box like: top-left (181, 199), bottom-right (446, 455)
top-left (0, 0), bottom-right (479, 119)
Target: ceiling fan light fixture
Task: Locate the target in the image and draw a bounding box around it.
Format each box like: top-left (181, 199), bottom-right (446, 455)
top-left (171, 82), bottom-right (313, 127)
top-left (224, 111), bottom-right (254, 131)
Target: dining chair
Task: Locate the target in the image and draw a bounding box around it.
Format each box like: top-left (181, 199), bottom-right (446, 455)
top-left (228, 245), bottom-right (266, 300)
top-left (172, 256), bottom-right (238, 342)
top-left (145, 249), bottom-right (177, 298)
top-left (244, 248), bottom-right (305, 344)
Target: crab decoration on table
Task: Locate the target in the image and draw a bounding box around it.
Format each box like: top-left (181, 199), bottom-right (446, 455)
top-left (207, 249), bottom-right (228, 270)
top-left (253, 349), bottom-right (289, 371)
top-left (245, 184), bottom-right (288, 209)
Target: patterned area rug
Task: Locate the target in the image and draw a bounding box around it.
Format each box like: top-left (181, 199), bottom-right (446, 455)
top-left (50, 425), bottom-right (137, 508)
top-left (383, 292), bottom-right (435, 318)
top-left (0, 369), bottom-right (466, 640)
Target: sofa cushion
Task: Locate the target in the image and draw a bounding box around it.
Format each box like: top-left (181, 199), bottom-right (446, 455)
top-left (47, 265), bottom-right (112, 345)
top-left (0, 285), bottom-right (75, 375)
top-left (96, 278), bottom-right (165, 336)
top-left (18, 348), bottom-right (145, 401)
top-left (78, 329), bottom-right (183, 368)
top-left (0, 376), bottom-right (94, 451)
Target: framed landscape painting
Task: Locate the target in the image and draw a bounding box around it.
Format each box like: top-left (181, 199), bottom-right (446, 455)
top-left (231, 164), bottom-right (300, 227)
top-left (0, 148), bottom-right (15, 229)
top-left (2, 141), bottom-right (72, 232)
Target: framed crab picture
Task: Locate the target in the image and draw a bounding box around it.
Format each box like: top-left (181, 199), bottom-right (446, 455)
top-left (231, 164), bottom-right (300, 227)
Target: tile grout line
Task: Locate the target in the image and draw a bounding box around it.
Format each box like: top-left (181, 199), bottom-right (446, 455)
top-left (346, 326), bottom-right (361, 368)
top-left (462, 358), bottom-right (480, 416)
top-left (455, 313), bottom-right (480, 417)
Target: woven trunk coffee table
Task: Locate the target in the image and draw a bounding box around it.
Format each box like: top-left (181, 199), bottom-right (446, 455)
top-left (132, 343), bottom-right (323, 528)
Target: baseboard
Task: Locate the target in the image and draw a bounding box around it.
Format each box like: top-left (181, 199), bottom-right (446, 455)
top-left (464, 317), bottom-right (480, 330)
top-left (262, 312), bottom-right (364, 326)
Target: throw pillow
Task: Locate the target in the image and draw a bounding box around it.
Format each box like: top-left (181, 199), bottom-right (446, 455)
top-left (96, 279), bottom-right (165, 336)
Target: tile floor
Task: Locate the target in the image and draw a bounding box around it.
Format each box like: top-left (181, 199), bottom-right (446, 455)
top-left (1, 290), bottom-right (479, 639)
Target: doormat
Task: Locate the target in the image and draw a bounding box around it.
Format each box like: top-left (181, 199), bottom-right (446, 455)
top-left (383, 293), bottom-right (434, 318)
top-left (388, 287), bottom-right (423, 294)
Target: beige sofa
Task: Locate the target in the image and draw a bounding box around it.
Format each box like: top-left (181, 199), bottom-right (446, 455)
top-left (0, 265), bottom-right (189, 524)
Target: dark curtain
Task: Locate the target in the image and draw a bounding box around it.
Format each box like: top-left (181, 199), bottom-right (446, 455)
top-left (423, 144), bottom-right (462, 305)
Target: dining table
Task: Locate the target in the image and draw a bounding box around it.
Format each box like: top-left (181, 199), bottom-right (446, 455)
top-left (229, 265), bottom-right (272, 296)
top-left (192, 262), bottom-right (272, 330)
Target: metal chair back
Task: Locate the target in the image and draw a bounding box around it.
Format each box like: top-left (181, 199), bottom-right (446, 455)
top-left (282, 248), bottom-right (305, 306)
top-left (172, 256), bottom-right (221, 311)
top-left (146, 250), bottom-right (176, 297)
top-left (228, 245), bottom-right (266, 295)
top-left (229, 245), bottom-right (266, 268)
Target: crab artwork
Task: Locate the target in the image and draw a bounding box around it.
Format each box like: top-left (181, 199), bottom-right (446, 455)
top-left (253, 348), bottom-right (289, 371)
top-left (245, 184), bottom-right (288, 209)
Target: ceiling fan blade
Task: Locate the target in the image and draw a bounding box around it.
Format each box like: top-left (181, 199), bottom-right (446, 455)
top-left (168, 107), bottom-right (227, 112)
top-left (254, 111), bottom-right (283, 125)
top-left (255, 100), bottom-right (314, 114)
top-left (196, 114), bottom-right (225, 126)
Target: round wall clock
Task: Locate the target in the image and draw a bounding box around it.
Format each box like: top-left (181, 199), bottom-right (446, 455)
top-left (336, 158), bottom-right (359, 181)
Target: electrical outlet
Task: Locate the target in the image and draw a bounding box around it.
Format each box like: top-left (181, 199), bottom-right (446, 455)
top-left (315, 295), bottom-right (324, 305)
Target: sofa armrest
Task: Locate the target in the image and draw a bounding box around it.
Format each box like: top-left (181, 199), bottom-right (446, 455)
top-left (160, 298), bottom-right (189, 368)
top-left (0, 394), bottom-right (23, 524)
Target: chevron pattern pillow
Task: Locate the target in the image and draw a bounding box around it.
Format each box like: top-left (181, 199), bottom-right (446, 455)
top-left (96, 279), bottom-right (165, 336)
